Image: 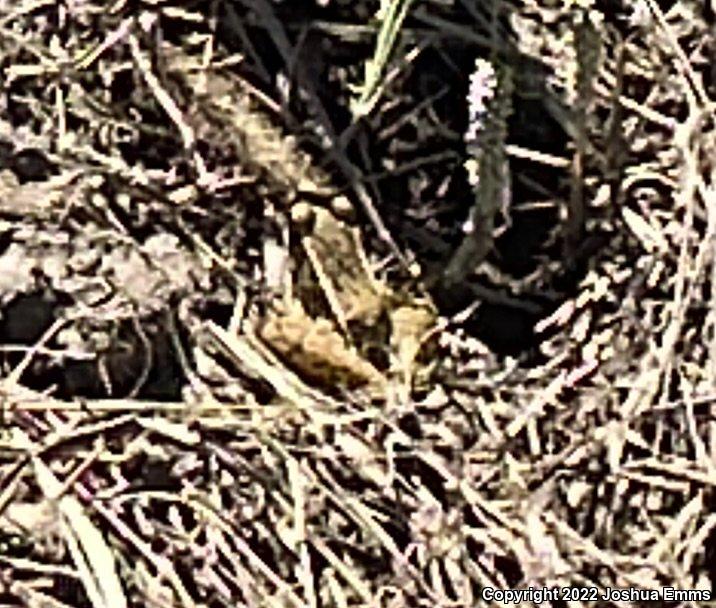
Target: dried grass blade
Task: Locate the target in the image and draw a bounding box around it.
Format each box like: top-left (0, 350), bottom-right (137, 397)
top-left (30, 448), bottom-right (127, 608)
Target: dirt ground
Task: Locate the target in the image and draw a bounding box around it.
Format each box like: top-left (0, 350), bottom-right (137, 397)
top-left (0, 0), bottom-right (715, 606)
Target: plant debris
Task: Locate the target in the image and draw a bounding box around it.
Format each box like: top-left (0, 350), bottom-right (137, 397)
top-left (1, 0), bottom-right (715, 605)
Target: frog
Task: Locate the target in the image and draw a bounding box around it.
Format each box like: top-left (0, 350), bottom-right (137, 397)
top-left (173, 56), bottom-right (436, 398)
top-left (257, 196), bottom-right (436, 400)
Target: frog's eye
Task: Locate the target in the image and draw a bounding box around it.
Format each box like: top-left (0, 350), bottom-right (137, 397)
top-left (290, 201), bottom-right (315, 227)
top-left (330, 195), bottom-right (355, 221)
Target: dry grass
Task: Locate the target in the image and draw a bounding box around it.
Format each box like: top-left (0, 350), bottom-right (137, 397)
top-left (0, 0), bottom-right (715, 606)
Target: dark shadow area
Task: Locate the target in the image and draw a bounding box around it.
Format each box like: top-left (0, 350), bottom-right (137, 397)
top-left (0, 292), bottom-right (56, 345)
top-left (0, 293), bottom-right (186, 401)
top-left (229, 0), bottom-right (589, 359)
top-left (56, 318), bottom-right (186, 401)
